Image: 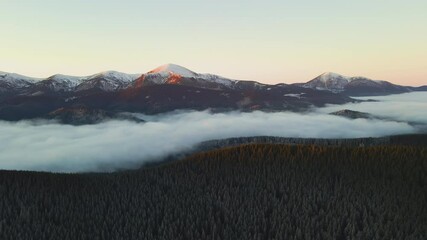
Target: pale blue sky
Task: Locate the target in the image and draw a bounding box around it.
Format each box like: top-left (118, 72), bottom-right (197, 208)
top-left (1, 0), bottom-right (426, 85)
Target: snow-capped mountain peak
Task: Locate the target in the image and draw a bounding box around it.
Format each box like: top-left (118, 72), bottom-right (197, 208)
top-left (0, 71), bottom-right (40, 90)
top-left (0, 71), bottom-right (40, 83)
top-left (302, 72), bottom-right (352, 92)
top-left (72, 71), bottom-right (141, 92)
top-left (148, 64), bottom-right (197, 78)
top-left (47, 74), bottom-right (84, 85)
top-left (301, 72), bottom-right (411, 96)
top-left (90, 71), bottom-right (141, 82)
top-left (318, 72), bottom-right (349, 83)
top-left (135, 64), bottom-right (239, 90)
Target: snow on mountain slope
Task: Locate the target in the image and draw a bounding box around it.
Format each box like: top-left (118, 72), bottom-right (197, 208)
top-left (301, 72), bottom-right (412, 96)
top-left (303, 72), bottom-right (351, 92)
top-left (318, 72), bottom-right (348, 83)
top-left (90, 71), bottom-right (141, 83)
top-left (76, 71), bottom-right (141, 91)
top-left (0, 71), bottom-right (39, 90)
top-left (1, 70), bottom-right (140, 93)
top-left (31, 71), bottom-right (141, 92)
top-left (41, 74), bottom-right (86, 91)
top-left (199, 73), bottom-right (237, 88)
top-left (136, 64), bottom-right (237, 90)
top-left (149, 64), bottom-right (197, 78)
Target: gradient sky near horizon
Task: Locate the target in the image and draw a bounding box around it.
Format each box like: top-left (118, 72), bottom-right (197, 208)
top-left (1, 0), bottom-right (426, 85)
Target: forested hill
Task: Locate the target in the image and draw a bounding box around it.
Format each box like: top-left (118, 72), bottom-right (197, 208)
top-left (197, 134), bottom-right (427, 152)
top-left (1, 144), bottom-right (426, 239)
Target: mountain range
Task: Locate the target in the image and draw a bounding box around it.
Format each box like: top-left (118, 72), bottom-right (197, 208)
top-left (0, 64), bottom-right (425, 123)
top-left (297, 72), bottom-right (426, 96)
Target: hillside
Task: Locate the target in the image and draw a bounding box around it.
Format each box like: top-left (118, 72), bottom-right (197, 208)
top-left (1, 144), bottom-right (426, 239)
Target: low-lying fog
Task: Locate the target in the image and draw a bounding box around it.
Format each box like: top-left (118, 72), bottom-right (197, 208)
top-left (0, 92), bottom-right (426, 172)
top-left (318, 92), bottom-right (427, 124)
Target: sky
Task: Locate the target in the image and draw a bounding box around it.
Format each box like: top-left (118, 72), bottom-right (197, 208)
top-left (0, 0), bottom-right (426, 86)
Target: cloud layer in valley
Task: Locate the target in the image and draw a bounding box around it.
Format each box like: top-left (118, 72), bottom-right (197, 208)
top-left (317, 92), bottom-right (427, 124)
top-left (0, 92), bottom-right (426, 173)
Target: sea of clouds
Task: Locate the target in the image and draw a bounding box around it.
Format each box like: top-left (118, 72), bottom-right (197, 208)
top-left (0, 92), bottom-right (425, 172)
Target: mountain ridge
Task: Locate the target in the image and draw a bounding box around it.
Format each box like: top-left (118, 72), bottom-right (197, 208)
top-left (1, 65), bottom-right (426, 94)
top-left (1, 64), bottom-right (425, 123)
top-left (297, 71), bottom-right (425, 96)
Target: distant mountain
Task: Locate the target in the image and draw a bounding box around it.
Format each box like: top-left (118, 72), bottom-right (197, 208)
top-left (409, 85), bottom-right (427, 92)
top-left (133, 64), bottom-right (272, 92)
top-left (297, 72), bottom-right (425, 96)
top-left (0, 64), bottom-right (354, 122)
top-left (0, 71), bottom-right (38, 93)
top-left (27, 71), bottom-right (140, 93)
top-left (75, 71), bottom-right (141, 92)
top-left (2, 67), bottom-right (424, 96)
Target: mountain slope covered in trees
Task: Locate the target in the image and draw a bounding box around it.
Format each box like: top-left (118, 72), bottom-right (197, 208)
top-left (0, 144), bottom-right (426, 239)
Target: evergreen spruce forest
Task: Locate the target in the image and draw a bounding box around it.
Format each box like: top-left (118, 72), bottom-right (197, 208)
top-left (1, 144), bottom-right (426, 240)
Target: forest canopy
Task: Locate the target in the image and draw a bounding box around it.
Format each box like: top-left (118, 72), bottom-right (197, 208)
top-left (0, 144), bottom-right (426, 239)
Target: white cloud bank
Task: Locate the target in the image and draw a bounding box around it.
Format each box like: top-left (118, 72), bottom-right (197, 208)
top-left (0, 92), bottom-right (426, 173)
top-left (317, 92), bottom-right (427, 123)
